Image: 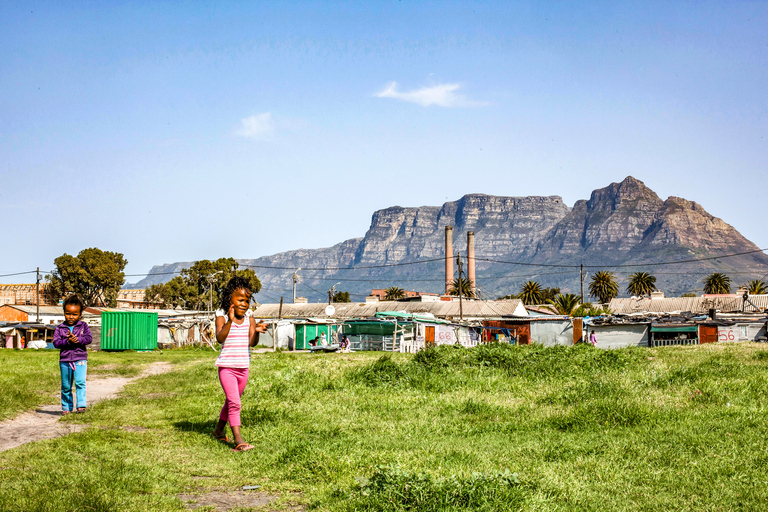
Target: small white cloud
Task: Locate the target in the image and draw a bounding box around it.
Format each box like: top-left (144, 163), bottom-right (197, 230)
top-left (234, 112), bottom-right (308, 140)
top-left (374, 81), bottom-right (487, 108)
top-left (235, 112), bottom-right (275, 140)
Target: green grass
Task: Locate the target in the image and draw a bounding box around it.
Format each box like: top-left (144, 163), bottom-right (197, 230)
top-left (0, 348), bottom-right (213, 420)
top-left (1, 343), bottom-right (768, 511)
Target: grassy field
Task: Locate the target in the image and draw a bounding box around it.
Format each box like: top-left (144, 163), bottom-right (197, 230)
top-left (1, 343), bottom-right (767, 511)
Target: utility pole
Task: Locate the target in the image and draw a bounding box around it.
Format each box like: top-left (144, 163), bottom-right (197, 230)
top-left (329, 282), bottom-right (339, 305)
top-left (456, 252), bottom-right (463, 321)
top-left (35, 267), bottom-right (40, 323)
top-left (292, 269), bottom-right (300, 303)
top-left (580, 264), bottom-right (584, 305)
top-left (207, 271), bottom-right (222, 317)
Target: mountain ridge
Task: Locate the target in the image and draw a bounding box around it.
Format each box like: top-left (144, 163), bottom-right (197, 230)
top-left (130, 177), bottom-right (768, 300)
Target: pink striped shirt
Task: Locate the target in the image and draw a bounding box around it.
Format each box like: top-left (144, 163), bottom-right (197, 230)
top-left (215, 311), bottom-right (251, 368)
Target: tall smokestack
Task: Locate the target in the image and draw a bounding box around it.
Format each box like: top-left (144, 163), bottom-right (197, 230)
top-left (445, 226), bottom-right (454, 294)
top-left (467, 231), bottom-right (476, 297)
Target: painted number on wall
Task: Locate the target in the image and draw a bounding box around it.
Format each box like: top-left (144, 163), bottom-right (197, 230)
top-left (718, 329), bottom-right (736, 342)
top-left (437, 331), bottom-right (453, 342)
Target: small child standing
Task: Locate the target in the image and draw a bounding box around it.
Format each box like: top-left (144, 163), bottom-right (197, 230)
top-left (52, 295), bottom-right (92, 415)
top-left (211, 276), bottom-right (268, 452)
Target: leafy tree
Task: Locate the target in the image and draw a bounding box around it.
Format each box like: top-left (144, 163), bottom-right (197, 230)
top-left (573, 304), bottom-right (611, 317)
top-left (589, 271), bottom-right (619, 304)
top-left (626, 272), bottom-right (657, 297)
top-left (548, 293), bottom-right (581, 315)
top-left (47, 248), bottom-right (127, 307)
top-left (332, 291), bottom-right (351, 303)
top-left (144, 283), bottom-right (165, 305)
top-left (518, 281), bottom-right (544, 305)
top-left (384, 287), bottom-right (406, 301)
top-left (746, 280), bottom-right (768, 295)
top-left (448, 277), bottom-right (475, 299)
top-left (144, 258), bottom-right (261, 310)
top-left (703, 272), bottom-right (731, 294)
top-left (498, 286), bottom-right (559, 302)
top-left (680, 292), bottom-right (698, 298)
top-left (541, 287), bottom-right (560, 303)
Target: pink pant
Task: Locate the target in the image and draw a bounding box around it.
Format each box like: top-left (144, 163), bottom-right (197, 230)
top-left (218, 367), bottom-right (249, 427)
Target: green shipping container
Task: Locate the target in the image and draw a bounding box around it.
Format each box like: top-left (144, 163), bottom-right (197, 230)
top-left (294, 324), bottom-right (337, 350)
top-left (101, 311), bottom-right (158, 351)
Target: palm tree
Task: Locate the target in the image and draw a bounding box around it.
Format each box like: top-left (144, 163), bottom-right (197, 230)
top-left (589, 271), bottom-right (619, 304)
top-left (626, 272), bottom-right (657, 297)
top-left (518, 281), bottom-right (544, 305)
top-left (448, 277), bottom-right (475, 298)
top-left (703, 273), bottom-right (731, 294)
top-left (384, 286), bottom-right (406, 301)
top-left (746, 279), bottom-right (768, 295)
top-left (548, 293), bottom-right (581, 315)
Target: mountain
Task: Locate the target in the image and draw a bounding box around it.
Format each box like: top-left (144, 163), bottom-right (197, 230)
top-left (131, 177), bottom-right (768, 301)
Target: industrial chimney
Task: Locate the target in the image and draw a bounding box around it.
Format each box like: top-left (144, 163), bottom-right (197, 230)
top-left (445, 226), bottom-right (454, 294)
top-left (467, 231), bottom-right (476, 297)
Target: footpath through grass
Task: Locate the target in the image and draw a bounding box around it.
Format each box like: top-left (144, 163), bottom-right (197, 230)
top-left (0, 348), bottom-right (209, 421)
top-left (1, 343), bottom-right (767, 511)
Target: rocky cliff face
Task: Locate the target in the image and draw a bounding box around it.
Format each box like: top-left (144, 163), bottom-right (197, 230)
top-left (132, 177), bottom-right (768, 298)
top-left (534, 177), bottom-right (664, 260)
top-left (352, 194), bottom-right (570, 265)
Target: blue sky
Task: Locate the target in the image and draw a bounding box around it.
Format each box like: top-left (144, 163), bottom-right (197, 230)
top-left (2, 1), bottom-right (766, 284)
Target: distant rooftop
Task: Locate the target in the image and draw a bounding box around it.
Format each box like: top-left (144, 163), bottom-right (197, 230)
top-left (252, 299), bottom-right (527, 320)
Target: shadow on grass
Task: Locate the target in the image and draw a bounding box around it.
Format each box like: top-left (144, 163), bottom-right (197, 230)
top-left (173, 419), bottom-right (218, 437)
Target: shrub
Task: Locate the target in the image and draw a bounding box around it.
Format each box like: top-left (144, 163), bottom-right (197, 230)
top-left (346, 466), bottom-right (524, 511)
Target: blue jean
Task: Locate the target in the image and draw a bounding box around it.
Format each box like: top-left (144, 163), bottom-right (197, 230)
top-left (60, 360), bottom-right (87, 411)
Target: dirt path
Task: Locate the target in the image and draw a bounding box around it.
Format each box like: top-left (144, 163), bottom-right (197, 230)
top-left (0, 361), bottom-right (173, 453)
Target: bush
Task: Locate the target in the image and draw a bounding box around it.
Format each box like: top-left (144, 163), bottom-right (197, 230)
top-left (346, 466), bottom-right (524, 511)
top-left (348, 355), bottom-right (406, 387)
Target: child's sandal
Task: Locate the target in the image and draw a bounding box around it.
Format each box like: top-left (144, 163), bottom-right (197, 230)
top-left (214, 434), bottom-right (232, 443)
top-left (61, 410), bottom-right (71, 416)
top-left (232, 443), bottom-right (254, 452)
top-left (76, 407), bottom-right (86, 413)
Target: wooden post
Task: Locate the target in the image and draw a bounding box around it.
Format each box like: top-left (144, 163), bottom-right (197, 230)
top-left (274, 296), bottom-right (283, 352)
top-left (35, 268), bottom-right (40, 323)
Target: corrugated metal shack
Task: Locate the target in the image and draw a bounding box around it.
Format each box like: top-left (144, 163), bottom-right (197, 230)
top-left (342, 311), bottom-right (479, 353)
top-left (251, 299), bottom-right (528, 321)
top-left (482, 316), bottom-right (577, 347)
top-left (600, 294), bottom-right (768, 347)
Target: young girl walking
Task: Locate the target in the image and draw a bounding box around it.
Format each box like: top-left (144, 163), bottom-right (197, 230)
top-left (212, 276), bottom-right (268, 452)
top-left (52, 295), bottom-right (93, 415)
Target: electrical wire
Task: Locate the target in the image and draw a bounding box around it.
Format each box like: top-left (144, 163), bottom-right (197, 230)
top-left (475, 247), bottom-right (768, 269)
top-left (0, 270), bottom-right (38, 278)
top-left (240, 256), bottom-right (445, 271)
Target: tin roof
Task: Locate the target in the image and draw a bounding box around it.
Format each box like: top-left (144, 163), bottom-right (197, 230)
top-left (252, 299), bottom-right (526, 319)
top-left (0, 305), bottom-right (99, 317)
top-left (608, 295), bottom-right (768, 315)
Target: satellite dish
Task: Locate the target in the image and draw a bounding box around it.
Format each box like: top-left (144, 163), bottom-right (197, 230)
top-left (325, 305), bottom-right (336, 316)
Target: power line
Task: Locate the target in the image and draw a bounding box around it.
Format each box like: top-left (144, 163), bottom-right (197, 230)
top-left (123, 271), bottom-right (183, 277)
top-left (240, 257), bottom-right (445, 271)
top-left (476, 247), bottom-right (768, 269)
top-left (0, 270), bottom-right (38, 278)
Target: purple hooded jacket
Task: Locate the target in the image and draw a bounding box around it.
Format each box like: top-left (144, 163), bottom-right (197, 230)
top-left (52, 321), bottom-right (92, 363)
